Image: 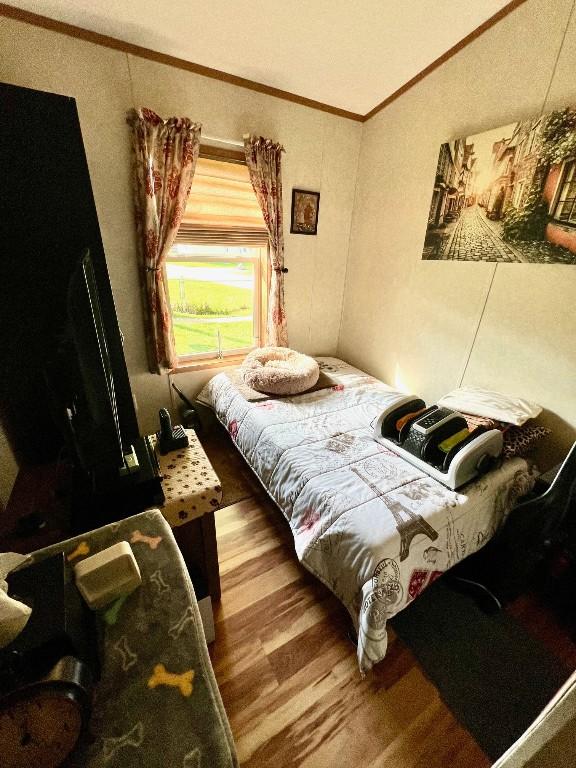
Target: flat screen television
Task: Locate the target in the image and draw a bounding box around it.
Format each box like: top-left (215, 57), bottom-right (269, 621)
top-left (0, 82), bottom-right (139, 470)
top-left (65, 249), bottom-right (126, 477)
top-left (43, 248), bottom-right (163, 515)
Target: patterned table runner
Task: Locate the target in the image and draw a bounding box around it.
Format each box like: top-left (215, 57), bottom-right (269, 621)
top-left (149, 430), bottom-right (222, 529)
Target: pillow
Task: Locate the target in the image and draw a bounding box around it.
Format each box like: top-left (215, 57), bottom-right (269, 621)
top-left (437, 386), bottom-right (542, 426)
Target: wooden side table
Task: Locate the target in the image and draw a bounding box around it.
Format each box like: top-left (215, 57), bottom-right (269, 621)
top-left (149, 429), bottom-right (223, 600)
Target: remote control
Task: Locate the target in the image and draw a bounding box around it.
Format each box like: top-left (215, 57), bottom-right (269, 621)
top-left (412, 407), bottom-right (458, 435)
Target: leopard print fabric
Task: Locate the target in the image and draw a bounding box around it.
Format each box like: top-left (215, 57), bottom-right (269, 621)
top-left (462, 413), bottom-right (551, 459)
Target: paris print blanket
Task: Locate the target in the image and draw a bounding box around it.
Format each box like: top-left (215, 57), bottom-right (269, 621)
top-left (198, 358), bottom-right (536, 674)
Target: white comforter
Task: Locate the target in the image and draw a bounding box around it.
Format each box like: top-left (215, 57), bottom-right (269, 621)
top-left (199, 358), bottom-right (536, 673)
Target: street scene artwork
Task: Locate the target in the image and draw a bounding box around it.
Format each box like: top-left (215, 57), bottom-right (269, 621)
top-left (423, 107), bottom-right (576, 263)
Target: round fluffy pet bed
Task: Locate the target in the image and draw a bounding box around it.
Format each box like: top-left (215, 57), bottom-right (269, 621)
top-left (240, 346), bottom-right (320, 396)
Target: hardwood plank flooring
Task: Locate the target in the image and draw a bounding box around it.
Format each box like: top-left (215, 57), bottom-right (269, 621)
top-left (210, 494), bottom-right (490, 767)
top-left (509, 590), bottom-right (576, 671)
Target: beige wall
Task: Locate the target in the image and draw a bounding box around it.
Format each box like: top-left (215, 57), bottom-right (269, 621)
top-left (339, 0), bottom-right (576, 465)
top-left (0, 15), bottom-right (361, 443)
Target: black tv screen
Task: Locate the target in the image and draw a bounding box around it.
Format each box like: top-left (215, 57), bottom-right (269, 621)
top-left (66, 250), bottom-right (124, 475)
top-left (0, 82), bottom-right (139, 467)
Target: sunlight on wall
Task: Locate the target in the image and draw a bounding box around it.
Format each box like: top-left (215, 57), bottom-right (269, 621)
top-left (393, 362), bottom-right (412, 394)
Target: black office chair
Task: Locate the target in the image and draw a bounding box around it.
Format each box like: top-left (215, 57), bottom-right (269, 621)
top-left (450, 441), bottom-right (576, 609)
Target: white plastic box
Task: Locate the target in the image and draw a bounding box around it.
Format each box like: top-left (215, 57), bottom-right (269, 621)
top-left (74, 541), bottom-right (141, 610)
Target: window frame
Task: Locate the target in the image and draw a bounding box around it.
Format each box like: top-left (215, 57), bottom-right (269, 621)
top-left (551, 160), bottom-right (576, 227)
top-left (513, 178), bottom-right (525, 209)
top-left (166, 244), bottom-right (269, 371)
top-left (168, 147), bottom-right (269, 372)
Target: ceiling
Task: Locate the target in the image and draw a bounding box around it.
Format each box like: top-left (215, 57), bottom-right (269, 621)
top-left (7, 0), bottom-right (515, 115)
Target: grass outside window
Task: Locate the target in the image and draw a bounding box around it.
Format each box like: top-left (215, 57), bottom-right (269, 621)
top-left (166, 245), bottom-right (266, 366)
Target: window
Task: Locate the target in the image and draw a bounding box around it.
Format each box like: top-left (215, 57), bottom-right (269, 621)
top-left (166, 243), bottom-right (266, 361)
top-left (513, 179), bottom-right (525, 208)
top-left (167, 154), bottom-right (268, 365)
top-left (552, 161), bottom-right (576, 226)
top-left (526, 120), bottom-right (541, 156)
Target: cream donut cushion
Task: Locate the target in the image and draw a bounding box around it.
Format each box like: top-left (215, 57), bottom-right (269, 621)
top-left (240, 346), bottom-right (320, 395)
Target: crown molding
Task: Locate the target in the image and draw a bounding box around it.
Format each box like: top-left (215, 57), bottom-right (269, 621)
top-left (0, 0), bottom-right (528, 123)
top-left (0, 2), bottom-right (364, 121)
top-left (363, 0), bottom-right (528, 121)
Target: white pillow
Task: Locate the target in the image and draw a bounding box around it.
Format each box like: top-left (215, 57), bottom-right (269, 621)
top-left (437, 386), bottom-right (542, 426)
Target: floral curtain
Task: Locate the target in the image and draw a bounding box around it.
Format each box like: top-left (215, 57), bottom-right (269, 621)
top-left (128, 108), bottom-right (201, 372)
top-left (243, 135), bottom-right (288, 347)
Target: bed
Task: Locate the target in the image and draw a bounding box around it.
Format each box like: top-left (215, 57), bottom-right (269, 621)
top-left (198, 357), bottom-right (536, 674)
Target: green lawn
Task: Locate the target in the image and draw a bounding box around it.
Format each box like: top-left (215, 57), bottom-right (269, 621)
top-left (172, 319), bottom-right (253, 355)
top-left (167, 264), bottom-right (255, 356)
top-left (167, 275), bottom-right (252, 316)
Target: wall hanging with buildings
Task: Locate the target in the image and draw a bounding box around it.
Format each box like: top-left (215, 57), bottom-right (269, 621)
top-left (422, 107), bottom-right (576, 264)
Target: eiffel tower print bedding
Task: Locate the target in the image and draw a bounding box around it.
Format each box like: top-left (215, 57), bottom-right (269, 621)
top-left (199, 358), bottom-right (536, 674)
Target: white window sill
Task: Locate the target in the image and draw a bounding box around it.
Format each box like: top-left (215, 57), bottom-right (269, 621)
top-left (170, 354), bottom-right (247, 374)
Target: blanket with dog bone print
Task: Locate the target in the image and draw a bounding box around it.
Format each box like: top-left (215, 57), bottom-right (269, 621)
top-left (27, 510), bottom-right (237, 768)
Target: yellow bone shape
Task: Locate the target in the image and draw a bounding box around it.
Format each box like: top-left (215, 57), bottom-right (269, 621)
top-left (147, 664), bottom-right (194, 697)
top-left (131, 529), bottom-right (163, 550)
top-left (67, 541), bottom-right (90, 562)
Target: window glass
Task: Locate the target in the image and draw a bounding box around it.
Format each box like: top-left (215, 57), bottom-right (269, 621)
top-left (553, 161), bottom-right (576, 225)
top-left (167, 155), bottom-right (268, 364)
top-left (166, 244), bottom-right (262, 360)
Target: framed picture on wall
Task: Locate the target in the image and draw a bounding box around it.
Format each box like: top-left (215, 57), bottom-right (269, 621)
top-left (422, 106), bottom-right (576, 264)
top-left (290, 189), bottom-right (320, 235)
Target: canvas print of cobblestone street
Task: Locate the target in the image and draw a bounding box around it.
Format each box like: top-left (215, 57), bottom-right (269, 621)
top-left (423, 108), bottom-right (576, 263)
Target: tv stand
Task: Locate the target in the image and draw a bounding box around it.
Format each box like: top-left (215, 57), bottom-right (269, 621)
top-left (119, 445), bottom-right (140, 475)
top-left (1, 437), bottom-right (164, 552)
top-left (78, 435), bottom-right (164, 530)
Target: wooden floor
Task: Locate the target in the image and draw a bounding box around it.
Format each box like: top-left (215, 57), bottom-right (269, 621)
top-left (209, 494), bottom-right (491, 768)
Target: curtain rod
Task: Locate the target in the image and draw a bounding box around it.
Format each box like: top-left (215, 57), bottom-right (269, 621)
top-left (201, 134), bottom-right (244, 148)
